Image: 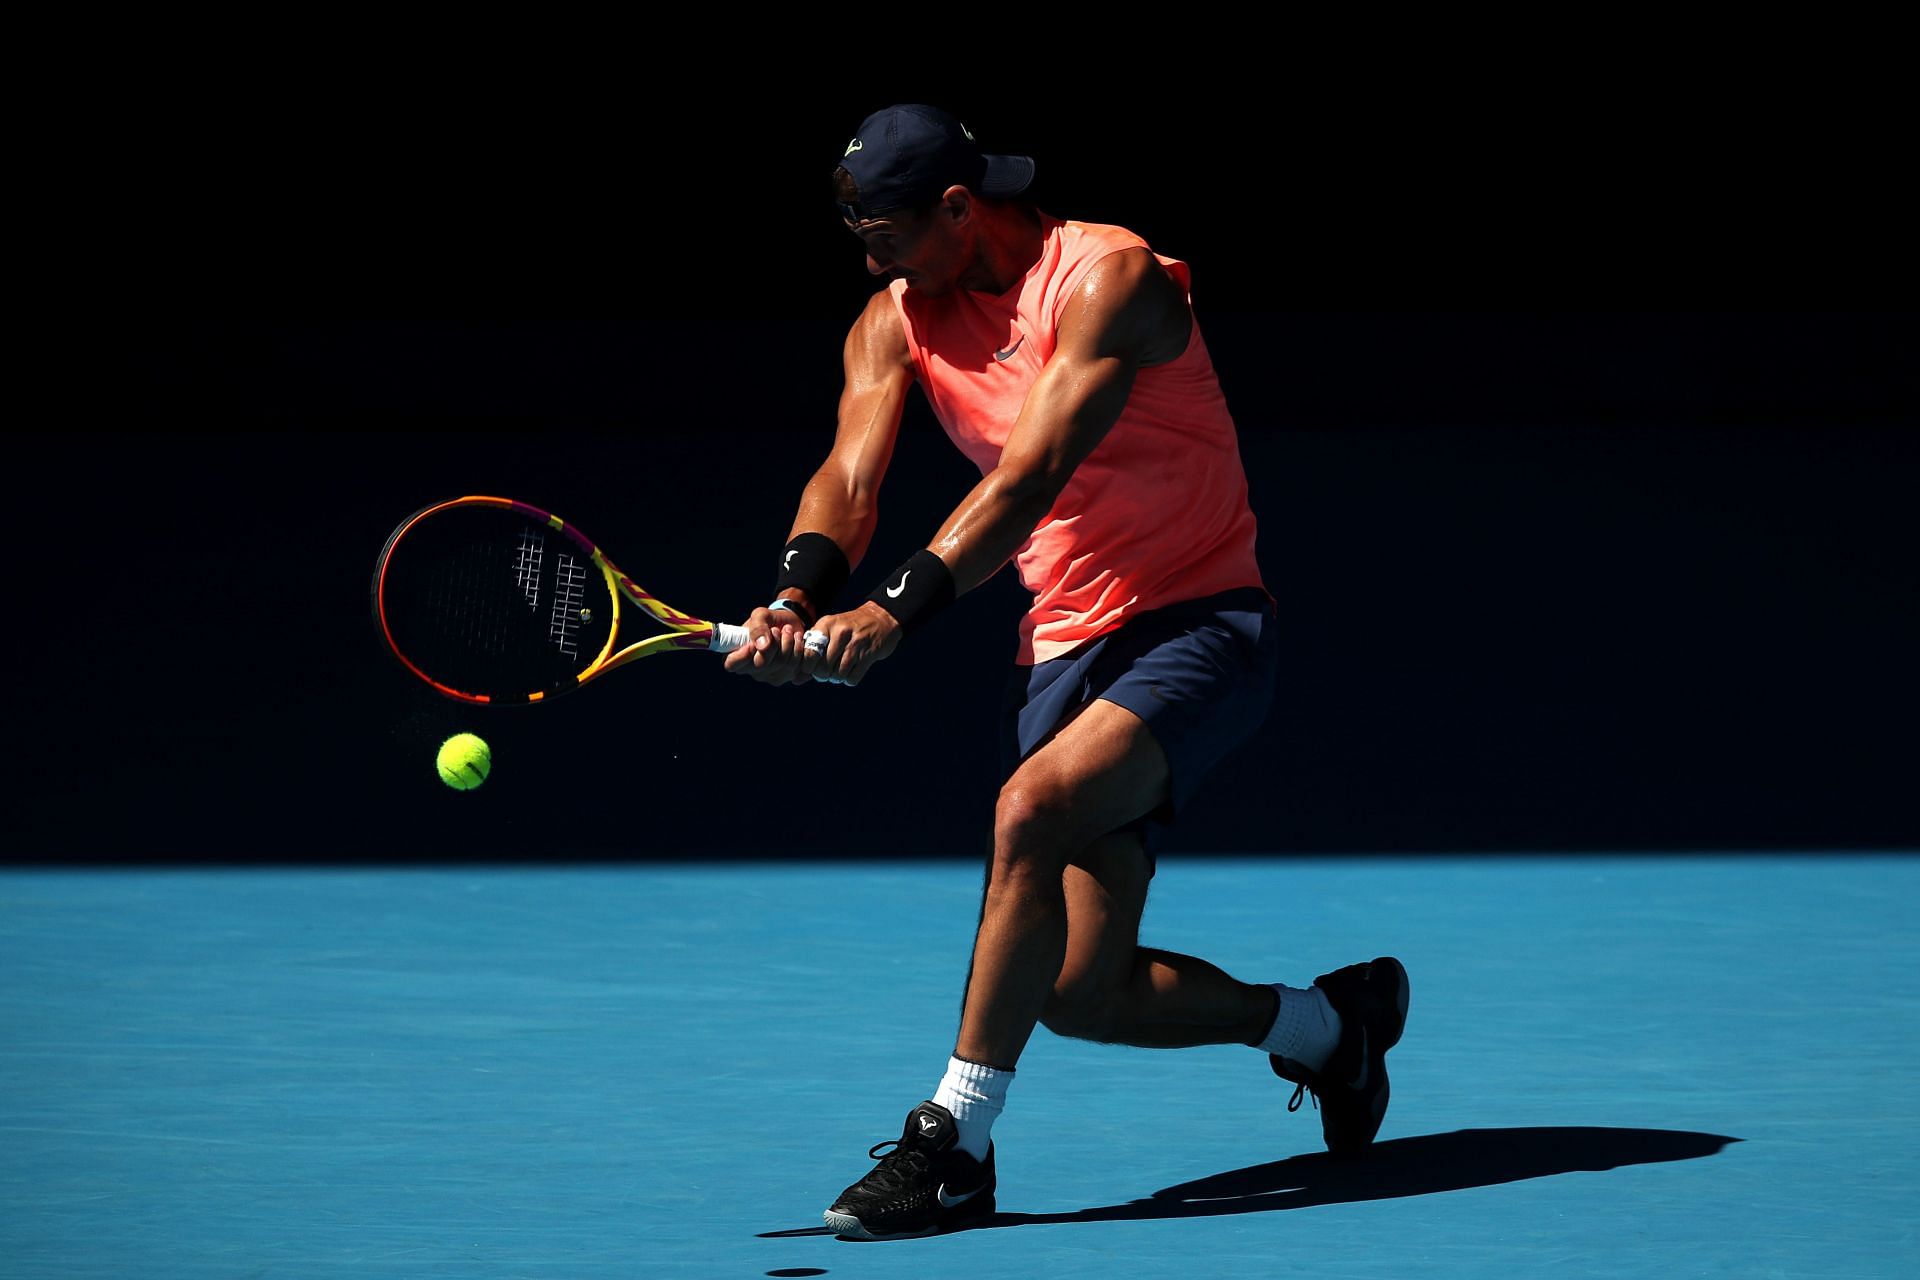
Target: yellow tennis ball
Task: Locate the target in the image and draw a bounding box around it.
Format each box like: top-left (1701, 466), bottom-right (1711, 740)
top-left (436, 733), bottom-right (491, 791)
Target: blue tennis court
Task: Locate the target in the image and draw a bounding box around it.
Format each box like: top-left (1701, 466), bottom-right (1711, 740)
top-left (26, 65), bottom-right (1912, 1280)
top-left (4, 853), bottom-right (1914, 1278)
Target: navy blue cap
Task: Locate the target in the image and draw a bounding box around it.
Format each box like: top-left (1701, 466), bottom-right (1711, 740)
top-left (836, 104), bottom-right (1035, 221)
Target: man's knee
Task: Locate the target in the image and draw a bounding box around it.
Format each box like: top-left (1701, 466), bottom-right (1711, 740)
top-left (990, 777), bottom-right (1080, 882)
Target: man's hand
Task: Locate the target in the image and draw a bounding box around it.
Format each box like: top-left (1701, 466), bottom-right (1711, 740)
top-left (722, 605), bottom-right (817, 686)
top-left (801, 601), bottom-right (903, 686)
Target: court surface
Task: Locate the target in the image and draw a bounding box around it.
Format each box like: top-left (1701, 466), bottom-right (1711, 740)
top-left (3, 853), bottom-right (1915, 1279)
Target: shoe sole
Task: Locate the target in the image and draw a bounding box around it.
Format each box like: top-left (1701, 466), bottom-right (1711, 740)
top-left (1378, 957), bottom-right (1411, 1050)
top-left (823, 1209), bottom-right (937, 1240)
top-left (1354, 957), bottom-right (1409, 1151)
top-left (823, 1194), bottom-right (995, 1241)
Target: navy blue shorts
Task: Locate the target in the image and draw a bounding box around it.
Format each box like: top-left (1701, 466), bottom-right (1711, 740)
top-left (999, 586), bottom-right (1279, 864)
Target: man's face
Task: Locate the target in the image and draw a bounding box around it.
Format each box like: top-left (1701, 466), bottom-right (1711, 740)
top-left (846, 202), bottom-right (963, 295)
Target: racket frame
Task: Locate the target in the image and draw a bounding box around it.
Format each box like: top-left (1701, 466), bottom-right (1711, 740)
top-left (375, 495), bottom-right (744, 704)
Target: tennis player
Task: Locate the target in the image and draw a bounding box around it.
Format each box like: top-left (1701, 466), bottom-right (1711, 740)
top-left (724, 103), bottom-right (1410, 1240)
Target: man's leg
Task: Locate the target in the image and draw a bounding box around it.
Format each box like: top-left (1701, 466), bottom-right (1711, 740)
top-left (1041, 829), bottom-right (1278, 1050)
top-left (954, 698), bottom-right (1178, 1069)
top-left (824, 699), bottom-right (1169, 1240)
top-left (972, 698), bottom-right (1409, 1161)
top-left (825, 698), bottom-right (1408, 1237)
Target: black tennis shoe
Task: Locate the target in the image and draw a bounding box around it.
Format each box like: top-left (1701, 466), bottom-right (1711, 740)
top-left (823, 1101), bottom-right (996, 1240)
top-left (1270, 956), bottom-right (1410, 1155)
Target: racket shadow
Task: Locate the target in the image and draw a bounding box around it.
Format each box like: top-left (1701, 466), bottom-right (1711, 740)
top-left (971, 1126), bottom-right (1741, 1231)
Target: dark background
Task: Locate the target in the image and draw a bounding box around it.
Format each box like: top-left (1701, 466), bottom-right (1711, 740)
top-left (12, 70), bottom-right (1915, 863)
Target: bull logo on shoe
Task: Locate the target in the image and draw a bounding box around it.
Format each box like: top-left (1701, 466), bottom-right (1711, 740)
top-left (918, 1112), bottom-right (940, 1136)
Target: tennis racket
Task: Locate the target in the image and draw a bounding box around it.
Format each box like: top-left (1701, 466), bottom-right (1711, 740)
top-left (373, 495), bottom-right (836, 704)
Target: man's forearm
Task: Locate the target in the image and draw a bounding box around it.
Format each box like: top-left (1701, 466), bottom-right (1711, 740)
top-left (926, 463), bottom-right (1059, 595)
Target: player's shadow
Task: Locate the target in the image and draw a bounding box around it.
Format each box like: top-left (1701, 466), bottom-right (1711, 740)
top-left (759, 1126), bottom-right (1738, 1240)
top-left (981, 1127), bottom-right (1740, 1230)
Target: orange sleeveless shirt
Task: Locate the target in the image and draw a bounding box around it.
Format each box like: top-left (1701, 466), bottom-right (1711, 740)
top-left (888, 216), bottom-right (1265, 663)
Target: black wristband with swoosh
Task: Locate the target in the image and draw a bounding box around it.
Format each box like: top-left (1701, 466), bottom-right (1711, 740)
top-left (775, 532), bottom-right (849, 615)
top-left (866, 548), bottom-right (955, 633)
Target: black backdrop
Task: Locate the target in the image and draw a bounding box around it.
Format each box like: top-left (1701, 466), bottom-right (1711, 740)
top-left (14, 78), bottom-right (1915, 863)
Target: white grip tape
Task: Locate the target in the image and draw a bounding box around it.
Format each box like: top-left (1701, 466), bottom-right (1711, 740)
top-left (709, 622), bottom-right (847, 685)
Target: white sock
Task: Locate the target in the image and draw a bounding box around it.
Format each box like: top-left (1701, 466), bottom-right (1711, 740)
top-left (930, 1056), bottom-right (1011, 1160)
top-left (1256, 983), bottom-right (1343, 1073)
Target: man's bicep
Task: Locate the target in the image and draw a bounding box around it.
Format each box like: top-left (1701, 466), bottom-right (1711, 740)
top-left (822, 293), bottom-right (915, 498)
top-left (1052, 248), bottom-right (1191, 367)
top-left (1000, 250), bottom-right (1192, 479)
top-left (999, 349), bottom-right (1136, 483)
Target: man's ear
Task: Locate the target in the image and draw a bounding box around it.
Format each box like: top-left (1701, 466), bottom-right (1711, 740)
top-left (939, 186), bottom-right (973, 225)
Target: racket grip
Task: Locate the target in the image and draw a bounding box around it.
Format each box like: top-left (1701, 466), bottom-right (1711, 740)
top-left (709, 623), bottom-right (849, 685)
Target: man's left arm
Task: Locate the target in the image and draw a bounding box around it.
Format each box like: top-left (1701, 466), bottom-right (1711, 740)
top-left (804, 248), bottom-right (1192, 684)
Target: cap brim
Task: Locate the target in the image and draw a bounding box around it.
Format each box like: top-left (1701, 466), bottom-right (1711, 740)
top-left (979, 154), bottom-right (1036, 198)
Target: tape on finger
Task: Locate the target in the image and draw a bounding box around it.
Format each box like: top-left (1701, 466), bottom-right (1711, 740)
top-left (804, 629), bottom-right (850, 686)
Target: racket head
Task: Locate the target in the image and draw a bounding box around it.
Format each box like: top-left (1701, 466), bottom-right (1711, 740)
top-left (373, 497), bottom-right (621, 704)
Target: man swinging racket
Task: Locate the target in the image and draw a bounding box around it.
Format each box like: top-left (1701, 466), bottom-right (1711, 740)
top-left (725, 102), bottom-right (1410, 1240)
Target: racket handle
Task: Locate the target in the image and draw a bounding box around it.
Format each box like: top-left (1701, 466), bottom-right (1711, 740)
top-left (709, 622), bottom-right (849, 685)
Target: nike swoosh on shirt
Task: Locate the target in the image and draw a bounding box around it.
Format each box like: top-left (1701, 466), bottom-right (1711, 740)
top-left (993, 336), bottom-right (1024, 362)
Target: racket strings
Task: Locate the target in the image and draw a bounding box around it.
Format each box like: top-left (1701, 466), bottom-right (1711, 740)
top-left (383, 506), bottom-right (613, 698)
top-left (549, 552), bottom-right (590, 660)
top-left (424, 535), bottom-right (522, 659)
top-left (512, 529), bottom-right (544, 613)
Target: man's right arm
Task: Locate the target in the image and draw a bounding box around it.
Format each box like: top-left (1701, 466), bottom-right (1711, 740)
top-left (726, 288), bottom-right (915, 682)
